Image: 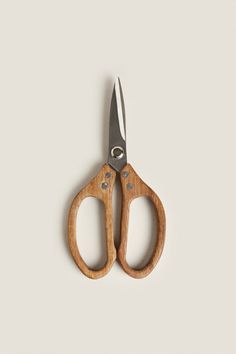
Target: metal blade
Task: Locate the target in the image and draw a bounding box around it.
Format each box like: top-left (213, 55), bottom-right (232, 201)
top-left (108, 78), bottom-right (127, 172)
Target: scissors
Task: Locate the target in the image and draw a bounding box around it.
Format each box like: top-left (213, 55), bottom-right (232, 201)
top-left (68, 78), bottom-right (166, 279)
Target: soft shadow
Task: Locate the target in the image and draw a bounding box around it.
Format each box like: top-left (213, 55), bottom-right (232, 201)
top-left (62, 77), bottom-right (115, 267)
top-left (100, 77), bottom-right (114, 158)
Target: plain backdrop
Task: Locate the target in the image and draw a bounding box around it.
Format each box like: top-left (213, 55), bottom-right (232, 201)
top-left (0, 1), bottom-right (235, 353)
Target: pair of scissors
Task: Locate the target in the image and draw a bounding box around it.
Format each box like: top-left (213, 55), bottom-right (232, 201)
top-left (68, 78), bottom-right (166, 279)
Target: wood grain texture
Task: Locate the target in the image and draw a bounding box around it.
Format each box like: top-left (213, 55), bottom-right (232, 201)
top-left (118, 163), bottom-right (166, 279)
top-left (68, 164), bottom-right (116, 279)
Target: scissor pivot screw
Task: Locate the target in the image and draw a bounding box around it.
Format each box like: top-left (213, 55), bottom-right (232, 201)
top-left (111, 146), bottom-right (124, 159)
top-left (105, 172), bottom-right (112, 178)
top-left (101, 182), bottom-right (109, 190)
top-left (127, 183), bottom-right (133, 190)
top-left (122, 171), bottom-right (129, 178)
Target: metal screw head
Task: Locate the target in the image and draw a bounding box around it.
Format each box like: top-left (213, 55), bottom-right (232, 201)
top-left (122, 171), bottom-right (129, 178)
top-left (127, 183), bottom-right (133, 190)
top-left (101, 182), bottom-right (109, 190)
top-left (105, 172), bottom-right (111, 178)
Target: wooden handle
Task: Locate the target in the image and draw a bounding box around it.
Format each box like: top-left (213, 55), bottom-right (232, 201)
top-left (118, 164), bottom-right (166, 279)
top-left (68, 164), bottom-right (116, 279)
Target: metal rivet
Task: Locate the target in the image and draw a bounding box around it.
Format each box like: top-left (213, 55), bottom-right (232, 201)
top-left (111, 146), bottom-right (124, 160)
top-left (101, 182), bottom-right (108, 190)
top-left (122, 171), bottom-right (129, 178)
top-left (127, 183), bottom-right (133, 190)
top-left (105, 172), bottom-right (111, 178)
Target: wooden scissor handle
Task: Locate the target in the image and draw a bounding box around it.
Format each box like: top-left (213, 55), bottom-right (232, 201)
top-left (68, 164), bottom-right (116, 279)
top-left (118, 164), bottom-right (166, 278)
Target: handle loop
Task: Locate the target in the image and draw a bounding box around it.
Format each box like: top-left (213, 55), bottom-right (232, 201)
top-left (68, 164), bottom-right (116, 279)
top-left (118, 164), bottom-right (166, 278)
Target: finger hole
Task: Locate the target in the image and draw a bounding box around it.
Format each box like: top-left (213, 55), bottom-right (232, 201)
top-left (126, 196), bottom-right (158, 269)
top-left (112, 175), bottom-right (122, 248)
top-left (76, 197), bottom-right (106, 270)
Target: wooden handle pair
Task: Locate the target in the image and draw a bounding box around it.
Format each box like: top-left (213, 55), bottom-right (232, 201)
top-left (68, 164), bottom-right (165, 279)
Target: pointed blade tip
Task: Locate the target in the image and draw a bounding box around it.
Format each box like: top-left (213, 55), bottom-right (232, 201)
top-left (114, 76), bottom-right (121, 88)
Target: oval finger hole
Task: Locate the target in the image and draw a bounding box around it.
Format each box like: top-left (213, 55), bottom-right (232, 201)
top-left (76, 197), bottom-right (106, 269)
top-left (126, 196), bottom-right (157, 269)
top-left (112, 176), bottom-right (122, 248)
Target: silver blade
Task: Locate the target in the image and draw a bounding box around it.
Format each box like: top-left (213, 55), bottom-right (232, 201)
top-left (108, 78), bottom-right (127, 172)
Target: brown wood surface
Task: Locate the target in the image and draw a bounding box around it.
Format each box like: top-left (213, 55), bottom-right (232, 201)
top-left (68, 164), bottom-right (116, 279)
top-left (68, 163), bottom-right (165, 279)
top-left (118, 163), bottom-right (166, 278)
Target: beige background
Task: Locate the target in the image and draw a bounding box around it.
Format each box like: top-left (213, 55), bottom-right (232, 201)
top-left (0, 0), bottom-right (236, 353)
